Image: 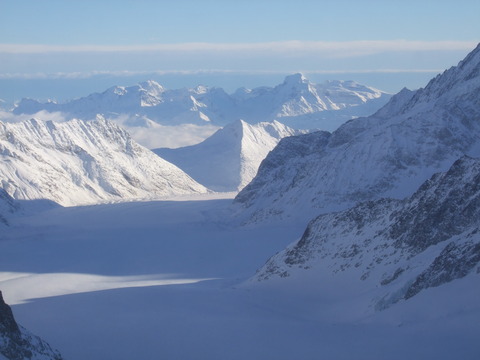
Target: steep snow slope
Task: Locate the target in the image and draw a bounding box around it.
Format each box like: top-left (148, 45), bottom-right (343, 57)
top-left (13, 75), bottom-right (390, 130)
top-left (154, 120), bottom-right (303, 191)
top-left (252, 156), bottom-right (480, 315)
top-left (0, 190), bottom-right (19, 226)
top-left (0, 117), bottom-right (207, 206)
top-left (234, 43), bottom-right (480, 224)
top-left (0, 291), bottom-right (63, 360)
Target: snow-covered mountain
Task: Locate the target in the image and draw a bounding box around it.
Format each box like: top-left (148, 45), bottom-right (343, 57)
top-left (234, 43), bottom-right (480, 224)
top-left (252, 156), bottom-right (480, 313)
top-left (154, 120), bottom-right (303, 191)
top-left (13, 75), bottom-right (390, 131)
top-left (231, 74), bottom-right (390, 130)
top-left (0, 291), bottom-right (63, 360)
top-left (0, 116), bottom-right (207, 206)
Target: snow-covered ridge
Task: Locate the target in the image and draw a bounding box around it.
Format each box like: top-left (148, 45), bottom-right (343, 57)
top-left (13, 75), bottom-right (390, 130)
top-left (252, 156), bottom-right (480, 311)
top-left (0, 116), bottom-right (207, 206)
top-left (233, 43), bottom-right (480, 224)
top-left (154, 120), bottom-right (304, 192)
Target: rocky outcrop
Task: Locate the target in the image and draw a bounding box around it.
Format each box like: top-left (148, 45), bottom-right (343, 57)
top-left (0, 291), bottom-right (63, 360)
top-left (252, 156), bottom-right (480, 310)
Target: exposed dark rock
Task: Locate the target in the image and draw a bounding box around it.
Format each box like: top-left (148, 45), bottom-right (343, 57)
top-left (253, 155), bottom-right (480, 308)
top-left (0, 291), bottom-right (63, 360)
top-left (405, 240), bottom-right (480, 299)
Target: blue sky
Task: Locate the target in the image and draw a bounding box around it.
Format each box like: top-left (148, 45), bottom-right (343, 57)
top-left (0, 0), bottom-right (479, 102)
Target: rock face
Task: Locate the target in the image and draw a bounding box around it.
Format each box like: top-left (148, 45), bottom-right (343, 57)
top-left (0, 117), bottom-right (207, 206)
top-left (252, 156), bottom-right (480, 310)
top-left (12, 75), bottom-right (390, 130)
top-left (0, 291), bottom-right (63, 360)
top-left (154, 120), bottom-right (304, 191)
top-left (233, 43), bottom-right (480, 224)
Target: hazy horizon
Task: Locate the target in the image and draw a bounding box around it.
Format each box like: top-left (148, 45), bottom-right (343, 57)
top-left (1, 0), bottom-right (478, 104)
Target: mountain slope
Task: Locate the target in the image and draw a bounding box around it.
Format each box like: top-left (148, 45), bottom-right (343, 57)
top-left (252, 156), bottom-right (480, 313)
top-left (0, 190), bottom-right (19, 226)
top-left (0, 291), bottom-right (63, 360)
top-left (0, 117), bottom-right (207, 206)
top-left (234, 43), bottom-right (480, 224)
top-left (13, 75), bottom-right (390, 130)
top-left (154, 120), bottom-right (302, 191)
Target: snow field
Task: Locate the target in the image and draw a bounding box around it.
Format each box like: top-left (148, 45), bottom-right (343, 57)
top-left (1, 194), bottom-right (478, 359)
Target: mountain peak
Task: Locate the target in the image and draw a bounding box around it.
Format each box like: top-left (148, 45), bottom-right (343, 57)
top-left (0, 118), bottom-right (207, 205)
top-left (138, 80), bottom-right (165, 94)
top-left (283, 73), bottom-right (308, 85)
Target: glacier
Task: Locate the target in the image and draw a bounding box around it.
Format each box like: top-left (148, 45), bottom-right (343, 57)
top-left (0, 44), bottom-right (479, 360)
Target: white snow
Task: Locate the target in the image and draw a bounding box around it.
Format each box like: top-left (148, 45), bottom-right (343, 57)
top-left (154, 120), bottom-right (304, 191)
top-left (234, 43), bottom-right (480, 224)
top-left (0, 116), bottom-right (208, 206)
top-left (1, 44), bottom-right (479, 360)
top-left (12, 75), bottom-right (391, 136)
top-left (1, 194), bottom-right (478, 360)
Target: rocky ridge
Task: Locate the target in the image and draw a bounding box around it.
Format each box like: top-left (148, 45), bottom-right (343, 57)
top-left (252, 156), bottom-right (480, 310)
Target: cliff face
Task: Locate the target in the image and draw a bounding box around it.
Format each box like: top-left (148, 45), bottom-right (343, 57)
top-left (0, 291), bottom-right (63, 360)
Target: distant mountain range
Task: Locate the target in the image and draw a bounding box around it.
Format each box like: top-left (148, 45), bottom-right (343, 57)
top-left (234, 43), bottom-right (480, 224)
top-left (13, 74), bottom-right (391, 131)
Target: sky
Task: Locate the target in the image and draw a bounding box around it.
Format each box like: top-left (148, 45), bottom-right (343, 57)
top-left (0, 0), bottom-right (479, 103)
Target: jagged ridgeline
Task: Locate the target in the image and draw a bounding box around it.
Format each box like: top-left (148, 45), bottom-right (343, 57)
top-left (234, 43), bottom-right (480, 224)
top-left (0, 117), bottom-right (207, 206)
top-left (13, 75), bottom-right (390, 130)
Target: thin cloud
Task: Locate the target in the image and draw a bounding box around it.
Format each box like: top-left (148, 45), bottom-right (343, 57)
top-left (0, 40), bottom-right (476, 56)
top-left (0, 68), bottom-right (447, 80)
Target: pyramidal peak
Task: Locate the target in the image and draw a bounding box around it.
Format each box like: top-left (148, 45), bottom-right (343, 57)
top-left (154, 119), bottom-right (303, 192)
